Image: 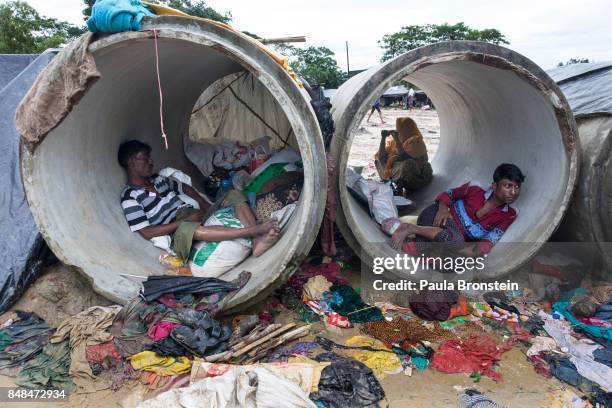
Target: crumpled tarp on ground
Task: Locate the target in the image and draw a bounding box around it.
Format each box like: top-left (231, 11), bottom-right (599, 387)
top-left (15, 32), bottom-right (100, 149)
top-left (137, 366), bottom-right (316, 408)
top-left (50, 305), bottom-right (121, 393)
top-left (140, 275), bottom-right (239, 303)
top-left (311, 352), bottom-right (385, 408)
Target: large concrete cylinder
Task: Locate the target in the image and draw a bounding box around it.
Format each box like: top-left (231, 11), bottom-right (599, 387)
top-left (550, 62), bottom-right (612, 272)
top-left (20, 17), bottom-right (327, 307)
top-left (330, 41), bottom-right (579, 279)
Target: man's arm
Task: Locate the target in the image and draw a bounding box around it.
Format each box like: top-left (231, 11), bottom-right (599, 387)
top-left (378, 131), bottom-right (389, 162)
top-left (137, 210), bottom-right (203, 240)
top-left (182, 184), bottom-right (210, 211)
top-left (390, 130), bottom-right (412, 160)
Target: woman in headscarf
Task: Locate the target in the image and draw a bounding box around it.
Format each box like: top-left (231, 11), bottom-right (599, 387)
top-left (375, 117), bottom-right (433, 196)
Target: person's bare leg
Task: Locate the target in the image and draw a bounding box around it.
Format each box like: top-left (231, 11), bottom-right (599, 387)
top-left (391, 223), bottom-right (444, 250)
top-left (233, 202), bottom-right (280, 256)
top-left (378, 110), bottom-right (385, 124)
top-left (192, 223), bottom-right (273, 242)
top-left (367, 111), bottom-right (373, 123)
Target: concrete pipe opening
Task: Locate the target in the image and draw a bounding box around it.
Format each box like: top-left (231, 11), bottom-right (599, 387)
top-left (20, 18), bottom-right (326, 308)
top-left (330, 41), bottom-right (578, 279)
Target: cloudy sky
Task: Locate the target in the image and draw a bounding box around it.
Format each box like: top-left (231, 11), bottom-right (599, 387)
top-left (17, 0), bottom-right (612, 71)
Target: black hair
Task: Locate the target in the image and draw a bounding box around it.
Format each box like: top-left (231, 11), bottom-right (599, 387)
top-left (493, 163), bottom-right (525, 184)
top-left (117, 140), bottom-right (151, 169)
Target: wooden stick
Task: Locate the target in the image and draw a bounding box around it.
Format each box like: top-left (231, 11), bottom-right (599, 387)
top-left (246, 325), bottom-right (311, 358)
top-left (230, 324), bottom-right (282, 350)
top-left (232, 323), bottom-right (296, 358)
top-left (261, 36), bottom-right (306, 44)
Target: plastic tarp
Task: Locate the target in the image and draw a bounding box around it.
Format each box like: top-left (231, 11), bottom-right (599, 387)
top-left (188, 72), bottom-right (297, 149)
top-left (0, 54), bottom-right (37, 91)
top-left (547, 62), bottom-right (612, 117)
top-left (0, 51), bottom-right (57, 312)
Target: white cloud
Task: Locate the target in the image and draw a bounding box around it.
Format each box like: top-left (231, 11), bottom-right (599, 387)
top-left (12, 0), bottom-right (612, 70)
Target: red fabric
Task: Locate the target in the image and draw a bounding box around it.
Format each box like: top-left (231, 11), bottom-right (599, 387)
top-left (157, 294), bottom-right (177, 308)
top-left (528, 352), bottom-right (552, 378)
top-left (288, 262), bottom-right (347, 293)
top-left (431, 334), bottom-right (513, 381)
top-left (147, 322), bottom-right (179, 341)
top-left (531, 261), bottom-right (565, 280)
top-left (86, 341), bottom-right (122, 365)
top-left (320, 156), bottom-right (338, 256)
top-left (576, 316), bottom-right (612, 328)
top-left (436, 182), bottom-right (517, 254)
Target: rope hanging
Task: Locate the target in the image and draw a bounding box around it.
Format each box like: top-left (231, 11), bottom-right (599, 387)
top-left (152, 29), bottom-right (168, 149)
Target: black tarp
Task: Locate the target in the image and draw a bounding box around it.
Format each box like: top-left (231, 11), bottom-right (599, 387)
top-left (547, 61), bottom-right (612, 117)
top-left (0, 50), bottom-right (58, 312)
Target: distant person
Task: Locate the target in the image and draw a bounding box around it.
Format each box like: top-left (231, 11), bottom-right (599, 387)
top-left (387, 163), bottom-right (525, 258)
top-left (118, 140), bottom-right (280, 263)
top-left (366, 97), bottom-right (385, 124)
top-left (406, 87), bottom-right (415, 109)
top-left (375, 117), bottom-right (433, 197)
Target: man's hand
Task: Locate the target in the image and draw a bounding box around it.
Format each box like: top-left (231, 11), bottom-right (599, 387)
top-left (433, 203), bottom-right (452, 227)
top-left (184, 210), bottom-right (204, 222)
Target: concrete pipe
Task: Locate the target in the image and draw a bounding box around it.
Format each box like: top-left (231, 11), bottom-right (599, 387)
top-left (550, 63), bottom-right (612, 273)
top-left (20, 17), bottom-right (326, 308)
top-left (330, 41), bottom-right (578, 279)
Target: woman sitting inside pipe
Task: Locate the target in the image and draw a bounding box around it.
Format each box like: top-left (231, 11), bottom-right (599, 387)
top-left (118, 140), bottom-right (280, 263)
top-left (384, 163), bottom-right (524, 258)
top-left (375, 117), bottom-right (433, 197)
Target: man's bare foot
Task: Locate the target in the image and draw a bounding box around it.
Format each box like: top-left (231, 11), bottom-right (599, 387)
top-left (253, 227), bottom-right (281, 256)
top-left (252, 218), bottom-right (278, 236)
top-left (391, 224), bottom-right (416, 250)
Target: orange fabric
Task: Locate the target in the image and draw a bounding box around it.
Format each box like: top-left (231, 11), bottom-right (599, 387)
top-left (375, 117), bottom-right (428, 180)
top-left (448, 296), bottom-right (469, 319)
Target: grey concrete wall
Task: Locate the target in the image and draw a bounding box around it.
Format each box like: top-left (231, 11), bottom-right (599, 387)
top-left (20, 17), bottom-right (327, 308)
top-left (330, 41), bottom-right (579, 280)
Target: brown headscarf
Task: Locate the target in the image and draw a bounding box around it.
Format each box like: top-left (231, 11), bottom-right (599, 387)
top-left (376, 117), bottom-right (428, 180)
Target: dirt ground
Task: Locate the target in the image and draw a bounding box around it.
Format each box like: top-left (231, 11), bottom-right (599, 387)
top-left (1, 263), bottom-right (579, 408)
top-left (348, 107), bottom-right (440, 180)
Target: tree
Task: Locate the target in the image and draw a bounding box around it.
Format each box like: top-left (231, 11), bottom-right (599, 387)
top-left (0, 1), bottom-right (85, 54)
top-left (276, 45), bottom-right (346, 89)
top-left (82, 0), bottom-right (232, 23)
top-left (557, 58), bottom-right (591, 67)
top-left (379, 22), bottom-right (508, 62)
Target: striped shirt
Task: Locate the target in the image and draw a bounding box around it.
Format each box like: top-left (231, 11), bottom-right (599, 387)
top-left (120, 175), bottom-right (190, 232)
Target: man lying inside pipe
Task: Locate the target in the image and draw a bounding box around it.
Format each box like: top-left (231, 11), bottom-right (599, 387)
top-left (374, 117), bottom-right (433, 198)
top-left (118, 140), bottom-right (280, 263)
top-left (383, 163), bottom-right (525, 258)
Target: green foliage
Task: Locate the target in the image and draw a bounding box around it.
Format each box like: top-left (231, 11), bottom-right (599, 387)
top-left (379, 22), bottom-right (508, 62)
top-left (277, 45), bottom-right (346, 88)
top-left (82, 0), bottom-right (232, 23)
top-left (0, 1), bottom-right (85, 54)
top-left (557, 58), bottom-right (591, 67)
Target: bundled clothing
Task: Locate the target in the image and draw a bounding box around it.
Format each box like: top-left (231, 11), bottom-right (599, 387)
top-left (374, 117), bottom-right (433, 191)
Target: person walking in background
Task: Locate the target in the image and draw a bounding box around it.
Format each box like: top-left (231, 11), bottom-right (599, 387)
top-left (367, 97), bottom-right (385, 124)
top-left (407, 87), bottom-right (415, 110)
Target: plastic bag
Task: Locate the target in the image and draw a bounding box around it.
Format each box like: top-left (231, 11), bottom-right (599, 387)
top-left (189, 210), bottom-right (252, 277)
top-left (249, 145), bottom-right (269, 173)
